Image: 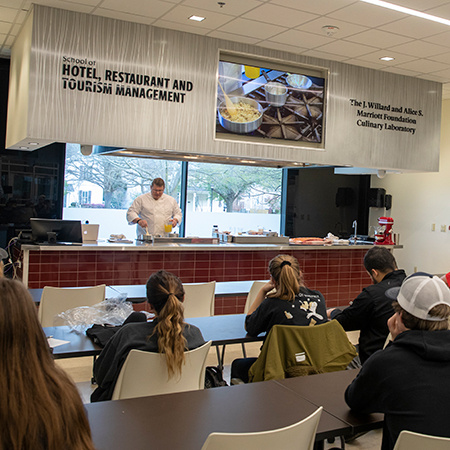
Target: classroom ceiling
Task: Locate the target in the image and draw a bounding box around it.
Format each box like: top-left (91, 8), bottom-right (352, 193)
top-left (1, 0), bottom-right (450, 98)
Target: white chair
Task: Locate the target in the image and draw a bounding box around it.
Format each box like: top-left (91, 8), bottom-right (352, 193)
top-left (243, 281), bottom-right (269, 314)
top-left (183, 281), bottom-right (216, 318)
top-left (201, 406), bottom-right (323, 450)
top-left (393, 430), bottom-right (450, 450)
top-left (38, 284), bottom-right (106, 327)
top-left (111, 341), bottom-right (212, 400)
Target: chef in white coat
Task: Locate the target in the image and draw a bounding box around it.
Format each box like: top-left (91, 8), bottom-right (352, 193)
top-left (127, 178), bottom-right (182, 236)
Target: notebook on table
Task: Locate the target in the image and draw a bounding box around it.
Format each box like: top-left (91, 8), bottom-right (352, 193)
top-left (81, 224), bottom-right (99, 242)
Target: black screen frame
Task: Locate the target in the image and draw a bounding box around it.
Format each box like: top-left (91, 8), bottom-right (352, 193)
top-left (30, 218), bottom-right (83, 244)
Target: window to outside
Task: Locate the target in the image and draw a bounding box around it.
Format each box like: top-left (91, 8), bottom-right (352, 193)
top-left (64, 144), bottom-right (282, 239)
top-left (63, 144), bottom-right (182, 239)
top-left (185, 162), bottom-right (282, 237)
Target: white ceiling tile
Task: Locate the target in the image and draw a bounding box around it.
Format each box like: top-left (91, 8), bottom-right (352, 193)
top-left (295, 17), bottom-right (368, 39)
top-left (394, 0), bottom-right (450, 10)
top-left (326, 2), bottom-right (405, 27)
top-left (31, 0), bottom-right (94, 13)
top-left (314, 39), bottom-right (379, 58)
top-left (0, 6), bottom-right (19, 22)
top-left (425, 67), bottom-right (450, 79)
top-left (158, 5), bottom-right (236, 29)
top-left (93, 8), bottom-right (156, 25)
top-left (241, 4), bottom-right (318, 28)
top-left (5, 33), bottom-right (15, 45)
top-left (344, 59), bottom-right (386, 70)
top-left (258, 40), bottom-right (308, 54)
top-left (268, 28), bottom-right (332, 48)
top-left (425, 3), bottom-right (450, 17)
top-left (0, 22), bottom-right (11, 34)
top-left (427, 52), bottom-right (450, 64)
top-left (417, 73), bottom-right (448, 83)
top-left (389, 40), bottom-right (449, 57)
top-left (62, 0), bottom-right (105, 7)
top-left (267, 0), bottom-right (355, 16)
top-left (395, 59), bottom-right (449, 73)
top-left (424, 31), bottom-right (450, 48)
top-left (301, 48), bottom-right (348, 61)
top-left (345, 29), bottom-right (413, 48)
top-left (207, 30), bottom-right (260, 45)
top-left (150, 18), bottom-right (210, 35)
top-left (380, 66), bottom-right (422, 77)
top-left (100, 0), bottom-right (174, 18)
top-left (355, 50), bottom-right (417, 65)
top-left (182, 0), bottom-right (264, 17)
top-left (216, 17), bottom-right (285, 40)
top-left (379, 16), bottom-right (450, 39)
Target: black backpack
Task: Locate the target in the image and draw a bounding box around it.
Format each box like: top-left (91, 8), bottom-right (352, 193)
top-left (204, 366), bottom-right (228, 388)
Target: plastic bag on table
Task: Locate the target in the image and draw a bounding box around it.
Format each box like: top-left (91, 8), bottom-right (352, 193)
top-left (56, 295), bottom-right (136, 332)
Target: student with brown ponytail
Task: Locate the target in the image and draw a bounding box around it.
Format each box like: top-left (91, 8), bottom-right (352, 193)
top-left (231, 254), bottom-right (327, 382)
top-left (0, 278), bottom-right (94, 450)
top-left (91, 270), bottom-right (205, 402)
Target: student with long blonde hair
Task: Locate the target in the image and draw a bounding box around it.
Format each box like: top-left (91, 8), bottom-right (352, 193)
top-left (91, 270), bottom-right (205, 402)
top-left (0, 278), bottom-right (94, 450)
top-left (231, 254), bottom-right (327, 382)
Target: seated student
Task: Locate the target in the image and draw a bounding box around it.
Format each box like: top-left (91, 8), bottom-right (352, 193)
top-left (345, 273), bottom-right (450, 450)
top-left (231, 254), bottom-right (327, 383)
top-left (91, 270), bottom-right (206, 402)
top-left (0, 278), bottom-right (94, 450)
top-left (327, 246), bottom-right (406, 365)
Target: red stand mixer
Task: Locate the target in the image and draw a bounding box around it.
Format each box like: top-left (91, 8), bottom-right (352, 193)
top-left (375, 216), bottom-right (395, 245)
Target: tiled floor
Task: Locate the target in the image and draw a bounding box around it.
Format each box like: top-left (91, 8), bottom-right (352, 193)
top-left (56, 336), bottom-right (382, 449)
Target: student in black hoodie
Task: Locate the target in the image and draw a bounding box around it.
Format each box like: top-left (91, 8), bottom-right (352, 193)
top-left (345, 272), bottom-right (450, 450)
top-left (328, 246), bottom-right (406, 364)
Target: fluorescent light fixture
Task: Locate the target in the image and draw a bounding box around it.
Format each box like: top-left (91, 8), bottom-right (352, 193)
top-left (189, 15), bottom-right (205, 22)
top-left (361, 0), bottom-right (450, 26)
top-left (380, 56), bottom-right (395, 61)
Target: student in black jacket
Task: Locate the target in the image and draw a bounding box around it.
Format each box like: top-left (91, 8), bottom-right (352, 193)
top-left (327, 246), bottom-right (406, 364)
top-left (345, 272), bottom-right (450, 450)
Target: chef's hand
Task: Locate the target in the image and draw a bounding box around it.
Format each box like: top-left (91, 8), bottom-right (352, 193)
top-left (137, 218), bottom-right (148, 228)
top-left (170, 218), bottom-right (178, 227)
top-left (387, 312), bottom-right (408, 340)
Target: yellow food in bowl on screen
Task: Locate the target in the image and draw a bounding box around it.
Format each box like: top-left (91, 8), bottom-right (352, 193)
top-left (222, 102), bottom-right (261, 123)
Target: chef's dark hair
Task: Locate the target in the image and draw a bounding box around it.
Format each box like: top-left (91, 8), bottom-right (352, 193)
top-left (151, 177), bottom-right (165, 188)
top-left (364, 247), bottom-right (397, 273)
top-left (268, 254), bottom-right (304, 301)
top-left (146, 270), bottom-right (187, 378)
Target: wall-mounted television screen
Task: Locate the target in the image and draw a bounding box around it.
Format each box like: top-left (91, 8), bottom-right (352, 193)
top-left (216, 52), bottom-right (327, 149)
top-left (31, 218), bottom-right (83, 245)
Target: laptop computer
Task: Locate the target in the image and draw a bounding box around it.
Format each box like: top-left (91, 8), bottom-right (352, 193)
top-left (81, 224), bottom-right (99, 243)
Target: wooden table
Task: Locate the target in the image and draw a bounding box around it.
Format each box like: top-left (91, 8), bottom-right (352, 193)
top-left (86, 379), bottom-right (354, 450)
top-left (276, 370), bottom-right (384, 434)
top-left (31, 280), bottom-right (267, 304)
top-left (44, 314), bottom-right (263, 360)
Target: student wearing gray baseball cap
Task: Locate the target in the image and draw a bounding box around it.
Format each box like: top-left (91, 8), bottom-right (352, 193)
top-left (345, 272), bottom-right (450, 450)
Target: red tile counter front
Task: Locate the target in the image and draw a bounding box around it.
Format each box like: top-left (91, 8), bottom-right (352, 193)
top-left (22, 246), bottom-right (373, 314)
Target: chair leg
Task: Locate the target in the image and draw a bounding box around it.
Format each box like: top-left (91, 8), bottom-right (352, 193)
top-left (241, 342), bottom-right (247, 358)
top-left (91, 355), bottom-right (97, 385)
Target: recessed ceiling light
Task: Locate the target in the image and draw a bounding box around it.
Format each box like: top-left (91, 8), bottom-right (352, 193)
top-left (361, 0), bottom-right (450, 26)
top-left (380, 56), bottom-right (395, 61)
top-left (19, 146), bottom-right (29, 149)
top-left (189, 15), bottom-right (205, 22)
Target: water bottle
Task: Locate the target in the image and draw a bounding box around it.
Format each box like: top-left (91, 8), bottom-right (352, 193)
top-left (212, 225), bottom-right (219, 238)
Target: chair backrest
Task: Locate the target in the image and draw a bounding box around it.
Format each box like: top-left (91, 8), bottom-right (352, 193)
top-left (249, 320), bottom-right (357, 382)
top-left (244, 281), bottom-right (268, 314)
top-left (201, 406), bottom-right (323, 450)
top-left (111, 341), bottom-right (212, 400)
top-left (393, 430), bottom-right (450, 450)
top-left (38, 284), bottom-right (106, 327)
top-left (183, 281), bottom-right (216, 317)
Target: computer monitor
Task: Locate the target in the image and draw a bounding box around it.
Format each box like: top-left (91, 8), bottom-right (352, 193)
top-left (30, 218), bottom-right (83, 245)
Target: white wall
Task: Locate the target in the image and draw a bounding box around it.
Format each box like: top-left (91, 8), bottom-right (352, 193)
top-left (370, 99), bottom-right (450, 275)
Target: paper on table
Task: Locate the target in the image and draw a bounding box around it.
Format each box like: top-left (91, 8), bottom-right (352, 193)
top-left (47, 337), bottom-right (70, 348)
